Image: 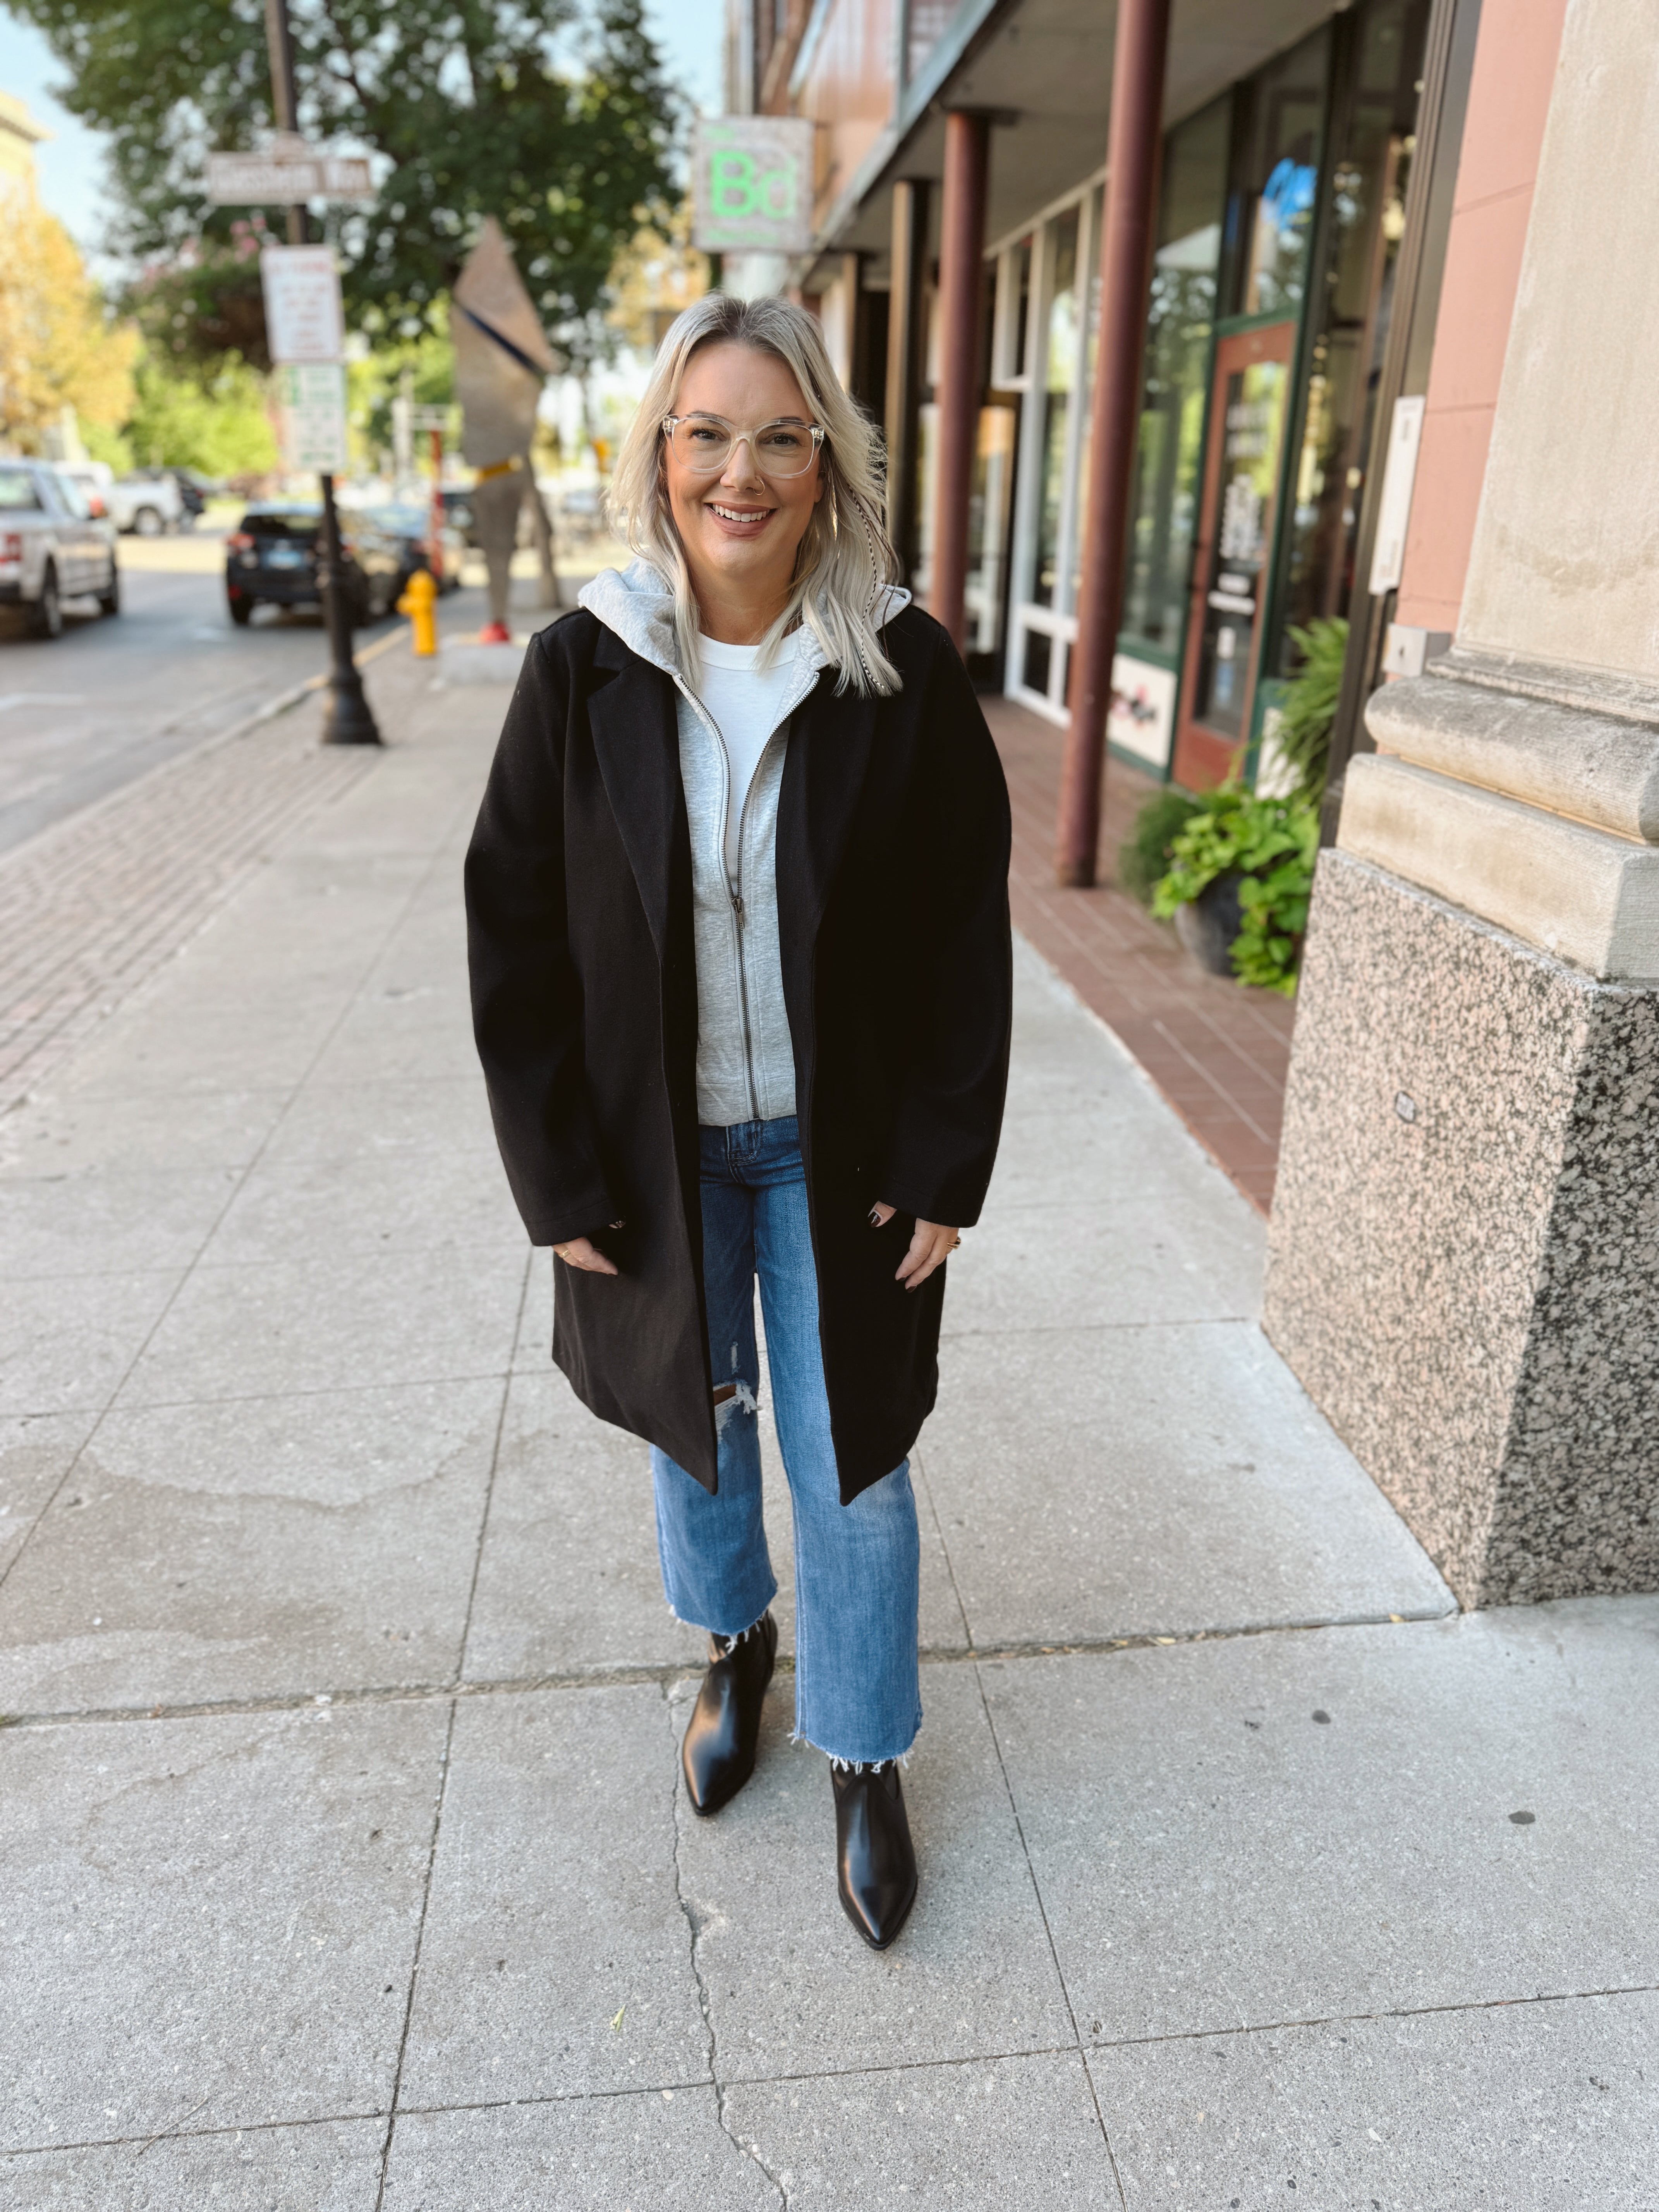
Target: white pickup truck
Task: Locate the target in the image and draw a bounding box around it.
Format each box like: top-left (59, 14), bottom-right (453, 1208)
top-left (104, 471), bottom-right (186, 537)
top-left (0, 460), bottom-right (120, 636)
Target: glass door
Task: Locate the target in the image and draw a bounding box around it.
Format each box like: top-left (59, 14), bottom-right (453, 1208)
top-left (1172, 320), bottom-right (1295, 789)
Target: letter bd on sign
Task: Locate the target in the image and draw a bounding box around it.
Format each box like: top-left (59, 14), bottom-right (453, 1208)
top-left (691, 118), bottom-right (816, 258)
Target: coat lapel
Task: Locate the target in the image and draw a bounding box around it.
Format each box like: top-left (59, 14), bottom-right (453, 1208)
top-left (776, 675), bottom-right (876, 1095)
top-left (778, 674), bottom-right (877, 952)
top-left (585, 631), bottom-right (685, 968)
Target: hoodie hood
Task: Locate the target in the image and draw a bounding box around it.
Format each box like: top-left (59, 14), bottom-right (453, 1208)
top-left (577, 556), bottom-right (911, 684)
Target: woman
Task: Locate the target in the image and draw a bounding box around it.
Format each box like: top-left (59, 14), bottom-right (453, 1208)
top-left (465, 294), bottom-right (1011, 1950)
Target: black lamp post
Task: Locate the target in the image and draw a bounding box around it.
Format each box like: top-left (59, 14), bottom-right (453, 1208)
top-left (264, 0), bottom-right (380, 747)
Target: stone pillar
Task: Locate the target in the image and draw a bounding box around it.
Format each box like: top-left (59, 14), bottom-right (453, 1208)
top-left (1262, 0), bottom-right (1659, 1608)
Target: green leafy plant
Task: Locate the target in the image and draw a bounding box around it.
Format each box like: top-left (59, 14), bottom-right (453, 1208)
top-left (1118, 786), bottom-right (1200, 907)
top-left (1151, 784), bottom-right (1318, 995)
top-left (1270, 615), bottom-right (1348, 804)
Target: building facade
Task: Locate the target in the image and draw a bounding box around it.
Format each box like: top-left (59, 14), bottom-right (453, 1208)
top-left (723, 0), bottom-right (1659, 1616)
top-left (726, 0), bottom-right (1485, 792)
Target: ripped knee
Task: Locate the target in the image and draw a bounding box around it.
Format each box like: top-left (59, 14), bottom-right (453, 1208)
top-left (712, 1379), bottom-right (758, 1434)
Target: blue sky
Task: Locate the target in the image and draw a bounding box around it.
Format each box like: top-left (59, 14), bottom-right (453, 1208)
top-left (0, 0), bottom-right (725, 261)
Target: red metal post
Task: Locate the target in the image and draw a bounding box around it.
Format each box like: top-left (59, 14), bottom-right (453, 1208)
top-left (929, 110), bottom-right (991, 651)
top-left (428, 427), bottom-right (446, 586)
top-left (1054, 0), bottom-right (1171, 886)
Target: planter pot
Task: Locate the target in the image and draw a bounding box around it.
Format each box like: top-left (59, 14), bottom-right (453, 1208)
top-left (1173, 869), bottom-right (1247, 976)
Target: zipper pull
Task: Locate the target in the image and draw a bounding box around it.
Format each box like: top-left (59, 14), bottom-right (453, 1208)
top-left (732, 891), bottom-right (745, 920)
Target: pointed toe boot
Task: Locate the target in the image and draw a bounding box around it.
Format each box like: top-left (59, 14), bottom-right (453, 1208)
top-left (832, 1759), bottom-right (918, 1950)
top-left (680, 1612), bottom-right (778, 1817)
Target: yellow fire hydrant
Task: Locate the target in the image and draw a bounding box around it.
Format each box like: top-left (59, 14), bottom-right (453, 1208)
top-left (397, 566), bottom-right (438, 657)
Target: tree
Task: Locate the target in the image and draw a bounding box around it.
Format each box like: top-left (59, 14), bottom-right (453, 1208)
top-left (13, 0), bottom-right (681, 373)
top-left (122, 352), bottom-right (278, 479)
top-left (0, 181), bottom-right (137, 452)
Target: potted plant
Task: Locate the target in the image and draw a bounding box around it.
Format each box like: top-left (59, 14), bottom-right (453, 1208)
top-left (1140, 616), bottom-right (1345, 996)
top-left (1150, 785), bottom-right (1318, 994)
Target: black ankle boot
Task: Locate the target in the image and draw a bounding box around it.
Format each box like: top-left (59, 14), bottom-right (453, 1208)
top-left (832, 1759), bottom-right (918, 1949)
top-left (680, 1613), bottom-right (778, 1816)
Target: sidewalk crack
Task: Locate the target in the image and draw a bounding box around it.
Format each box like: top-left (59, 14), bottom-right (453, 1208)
top-left (665, 1688), bottom-right (789, 2208)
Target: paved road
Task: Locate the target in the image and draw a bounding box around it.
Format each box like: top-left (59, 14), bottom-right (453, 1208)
top-left (0, 531), bottom-right (409, 857)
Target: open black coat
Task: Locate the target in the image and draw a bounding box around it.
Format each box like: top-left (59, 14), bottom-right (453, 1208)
top-left (464, 603), bottom-right (1012, 1503)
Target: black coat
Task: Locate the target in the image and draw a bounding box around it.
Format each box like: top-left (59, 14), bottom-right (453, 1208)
top-left (464, 604), bottom-right (1012, 1504)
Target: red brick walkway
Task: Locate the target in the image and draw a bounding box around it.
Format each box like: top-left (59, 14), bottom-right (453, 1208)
top-left (984, 696), bottom-right (1297, 1214)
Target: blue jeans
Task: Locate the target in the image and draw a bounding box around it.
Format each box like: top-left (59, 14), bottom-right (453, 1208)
top-left (651, 1117), bottom-right (922, 1766)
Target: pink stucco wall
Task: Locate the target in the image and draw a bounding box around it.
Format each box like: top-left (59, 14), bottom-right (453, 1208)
top-left (1394, 0), bottom-right (1571, 635)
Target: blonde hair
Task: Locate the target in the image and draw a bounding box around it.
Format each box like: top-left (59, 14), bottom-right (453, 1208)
top-left (607, 293), bottom-right (902, 697)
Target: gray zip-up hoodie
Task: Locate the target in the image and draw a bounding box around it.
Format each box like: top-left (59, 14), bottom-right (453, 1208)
top-left (578, 560), bottom-right (909, 1129)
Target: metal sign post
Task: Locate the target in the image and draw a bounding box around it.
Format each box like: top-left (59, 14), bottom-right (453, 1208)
top-left (235, 0), bottom-right (380, 745)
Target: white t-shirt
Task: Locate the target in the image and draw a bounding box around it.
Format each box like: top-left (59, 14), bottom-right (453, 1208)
top-left (696, 634), bottom-right (799, 887)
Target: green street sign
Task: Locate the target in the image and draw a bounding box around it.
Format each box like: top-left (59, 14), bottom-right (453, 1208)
top-left (692, 117), bottom-right (816, 256)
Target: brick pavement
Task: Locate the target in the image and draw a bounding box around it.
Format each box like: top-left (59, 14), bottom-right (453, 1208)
top-left (983, 696), bottom-right (1298, 1213)
top-left (0, 661), bottom-right (390, 1118)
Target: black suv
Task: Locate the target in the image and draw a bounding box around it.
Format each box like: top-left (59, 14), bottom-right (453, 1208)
top-left (224, 503), bottom-right (400, 628)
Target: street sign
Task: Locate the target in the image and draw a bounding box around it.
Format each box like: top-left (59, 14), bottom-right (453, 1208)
top-left (691, 117), bottom-right (816, 256)
top-left (207, 132), bottom-right (374, 206)
top-left (260, 245), bottom-right (345, 364)
top-left (275, 362), bottom-right (350, 474)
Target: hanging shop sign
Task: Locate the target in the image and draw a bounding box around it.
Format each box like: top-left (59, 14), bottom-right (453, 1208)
top-left (691, 117), bottom-right (816, 256)
top-left (207, 132), bottom-right (374, 206)
top-left (273, 362), bottom-right (349, 475)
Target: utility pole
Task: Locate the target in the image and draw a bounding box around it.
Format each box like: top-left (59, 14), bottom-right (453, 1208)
top-left (263, 0), bottom-right (379, 745)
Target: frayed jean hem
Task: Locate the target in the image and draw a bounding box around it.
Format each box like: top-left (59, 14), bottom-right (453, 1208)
top-left (790, 1717), bottom-right (921, 1771)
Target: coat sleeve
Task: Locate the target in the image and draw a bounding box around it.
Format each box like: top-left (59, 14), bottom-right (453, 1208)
top-left (876, 630), bottom-right (1013, 1229)
top-left (464, 629), bottom-right (620, 1246)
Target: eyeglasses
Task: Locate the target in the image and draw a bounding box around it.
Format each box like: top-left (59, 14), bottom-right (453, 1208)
top-left (662, 414), bottom-right (826, 479)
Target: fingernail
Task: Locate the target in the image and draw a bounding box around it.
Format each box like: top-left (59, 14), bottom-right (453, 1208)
top-left (868, 1207), bottom-right (882, 1227)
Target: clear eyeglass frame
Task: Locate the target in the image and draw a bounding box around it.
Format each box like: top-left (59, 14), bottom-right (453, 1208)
top-left (661, 414), bottom-right (827, 479)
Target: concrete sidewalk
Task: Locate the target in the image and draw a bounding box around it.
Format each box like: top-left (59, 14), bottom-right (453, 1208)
top-left (2, 639), bottom-right (1655, 2207)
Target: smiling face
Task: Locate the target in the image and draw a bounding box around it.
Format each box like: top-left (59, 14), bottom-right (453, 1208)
top-left (663, 340), bottom-right (825, 639)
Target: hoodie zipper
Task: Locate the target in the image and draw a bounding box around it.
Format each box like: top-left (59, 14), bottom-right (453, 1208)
top-left (675, 654), bottom-right (817, 1124)
top-left (728, 724), bottom-right (791, 1122)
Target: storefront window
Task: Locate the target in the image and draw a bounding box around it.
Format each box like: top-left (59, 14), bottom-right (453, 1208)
top-left (1190, 352), bottom-right (1289, 741)
top-left (1032, 207), bottom-right (1079, 608)
top-left (1069, 185), bottom-right (1108, 607)
top-left (1275, 0), bottom-right (1429, 655)
top-left (1013, 237), bottom-right (1032, 378)
top-left (1225, 27), bottom-right (1329, 320)
top-left (1120, 98), bottom-right (1229, 659)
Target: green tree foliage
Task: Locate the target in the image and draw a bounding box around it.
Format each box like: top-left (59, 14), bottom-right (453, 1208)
top-left (14, 0), bottom-right (680, 369)
top-left (349, 314), bottom-right (454, 467)
top-left (122, 353), bottom-right (278, 477)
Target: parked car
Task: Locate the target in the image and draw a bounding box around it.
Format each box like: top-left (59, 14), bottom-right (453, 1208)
top-left (358, 501), bottom-right (467, 595)
top-left (0, 460), bottom-right (119, 637)
top-left (438, 486), bottom-right (477, 547)
top-left (106, 469), bottom-right (186, 536)
top-left (167, 469), bottom-right (213, 524)
top-left (56, 462), bottom-right (114, 520)
top-left (223, 502), bottom-right (402, 629)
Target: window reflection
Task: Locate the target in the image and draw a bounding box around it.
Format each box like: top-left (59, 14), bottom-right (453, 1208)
top-left (1275, 0), bottom-right (1429, 657)
top-left (1120, 98), bottom-right (1229, 658)
top-left (1033, 208), bottom-right (1079, 610)
top-left (1226, 27), bottom-right (1329, 320)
